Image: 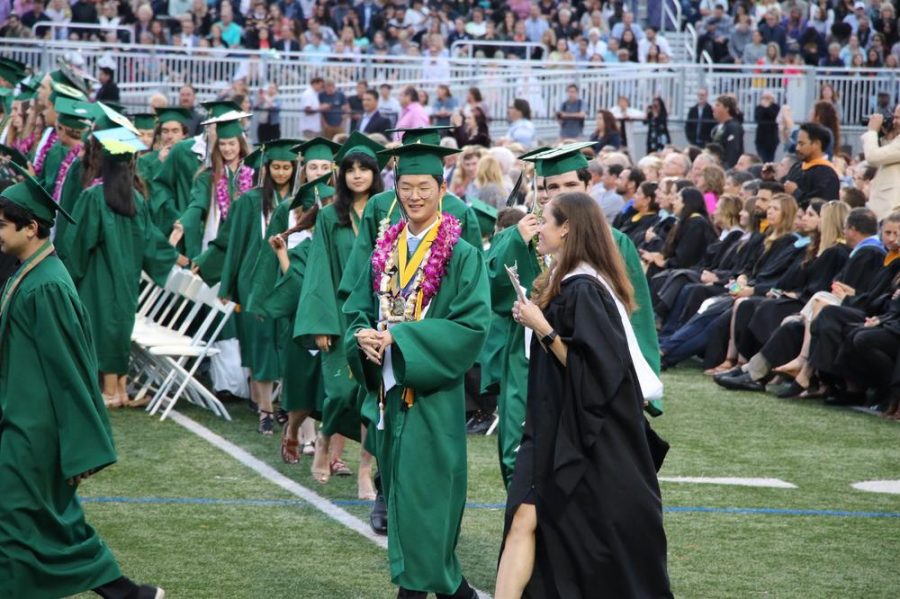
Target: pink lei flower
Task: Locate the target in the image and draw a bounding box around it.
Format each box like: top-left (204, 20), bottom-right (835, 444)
top-left (371, 213), bottom-right (462, 310)
top-left (13, 132), bottom-right (36, 156)
top-left (214, 164), bottom-right (254, 220)
top-left (52, 143), bottom-right (82, 203)
top-left (33, 129), bottom-right (58, 175)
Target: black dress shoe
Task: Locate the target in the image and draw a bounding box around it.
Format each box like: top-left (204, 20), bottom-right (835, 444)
top-left (715, 371), bottom-right (766, 392)
top-left (370, 489), bottom-right (388, 535)
top-left (824, 391), bottom-right (866, 407)
top-left (713, 366), bottom-right (745, 382)
top-left (775, 380), bottom-right (806, 398)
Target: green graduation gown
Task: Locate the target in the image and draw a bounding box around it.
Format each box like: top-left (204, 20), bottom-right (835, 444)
top-left (150, 139), bottom-right (202, 235)
top-left (343, 235), bottom-right (490, 595)
top-left (39, 139), bottom-right (66, 192)
top-left (210, 187), bottom-right (283, 380)
top-left (57, 185), bottom-right (179, 374)
top-left (54, 155), bottom-right (83, 242)
top-left (137, 149), bottom-right (162, 188)
top-left (0, 249), bottom-right (121, 598)
top-left (337, 190), bottom-right (483, 304)
top-left (250, 231), bottom-right (324, 414)
top-left (295, 204), bottom-right (363, 440)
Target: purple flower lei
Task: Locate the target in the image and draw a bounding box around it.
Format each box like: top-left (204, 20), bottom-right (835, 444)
top-left (52, 143), bottom-right (82, 202)
top-left (33, 129), bottom-right (57, 175)
top-left (371, 213), bottom-right (462, 309)
top-left (13, 132), bottom-right (36, 155)
top-left (215, 165), bottom-right (254, 220)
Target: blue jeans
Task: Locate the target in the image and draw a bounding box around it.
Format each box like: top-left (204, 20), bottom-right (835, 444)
top-left (661, 297), bottom-right (733, 366)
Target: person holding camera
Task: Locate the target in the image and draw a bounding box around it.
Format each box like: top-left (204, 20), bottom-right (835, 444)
top-left (861, 107), bottom-right (900, 221)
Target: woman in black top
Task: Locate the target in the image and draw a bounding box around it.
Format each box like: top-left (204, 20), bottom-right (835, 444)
top-left (589, 109), bottom-right (622, 151)
top-left (645, 96), bottom-right (671, 154)
top-left (618, 181), bottom-right (660, 248)
top-left (642, 187), bottom-right (717, 279)
top-left (754, 91), bottom-right (780, 163)
top-left (451, 106), bottom-right (491, 148)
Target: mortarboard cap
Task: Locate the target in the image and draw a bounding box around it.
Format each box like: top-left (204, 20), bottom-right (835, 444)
top-left (335, 130), bottom-right (388, 169)
top-left (292, 137), bottom-right (341, 163)
top-left (132, 113), bottom-right (158, 130)
top-left (93, 126), bottom-right (148, 158)
top-left (201, 100), bottom-right (241, 119)
top-left (54, 96), bottom-right (93, 130)
top-left (0, 162), bottom-right (74, 225)
top-left (384, 125), bottom-right (454, 146)
top-left (103, 101), bottom-right (127, 114)
top-left (470, 197), bottom-right (498, 231)
top-left (0, 143), bottom-right (29, 169)
top-left (49, 79), bottom-right (87, 104)
top-left (0, 58), bottom-right (27, 86)
top-left (263, 138), bottom-right (303, 163)
top-left (155, 107), bottom-right (192, 126)
top-left (290, 172), bottom-right (335, 211)
top-left (377, 142), bottom-right (460, 177)
top-left (530, 142), bottom-right (594, 178)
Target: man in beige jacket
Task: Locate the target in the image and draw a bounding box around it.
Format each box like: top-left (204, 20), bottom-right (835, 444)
top-left (861, 107), bottom-right (900, 221)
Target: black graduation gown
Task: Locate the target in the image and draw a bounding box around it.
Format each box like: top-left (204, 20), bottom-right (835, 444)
top-left (745, 235), bottom-right (804, 294)
top-left (835, 246), bottom-right (886, 293)
top-left (620, 212), bottom-right (661, 249)
top-left (646, 216), bottom-right (717, 279)
top-left (640, 215), bottom-right (676, 253)
top-left (745, 244), bottom-right (850, 353)
top-left (503, 275), bottom-right (672, 599)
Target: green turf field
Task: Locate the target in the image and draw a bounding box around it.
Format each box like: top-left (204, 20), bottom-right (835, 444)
top-left (74, 366), bottom-right (900, 598)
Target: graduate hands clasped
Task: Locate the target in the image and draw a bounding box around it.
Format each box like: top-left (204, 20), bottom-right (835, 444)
top-left (355, 329), bottom-right (394, 365)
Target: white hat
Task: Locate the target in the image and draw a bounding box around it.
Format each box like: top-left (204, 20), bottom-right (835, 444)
top-left (854, 1), bottom-right (866, 10)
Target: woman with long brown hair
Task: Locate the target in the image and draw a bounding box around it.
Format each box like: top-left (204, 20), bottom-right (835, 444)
top-left (588, 109), bottom-right (622, 151)
top-left (496, 192), bottom-right (670, 599)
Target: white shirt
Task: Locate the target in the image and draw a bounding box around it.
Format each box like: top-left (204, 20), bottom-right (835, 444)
top-left (638, 35), bottom-right (672, 62)
top-left (299, 85), bottom-right (321, 134)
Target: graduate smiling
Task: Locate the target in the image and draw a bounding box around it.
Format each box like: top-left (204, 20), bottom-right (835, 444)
top-left (343, 141), bottom-right (490, 599)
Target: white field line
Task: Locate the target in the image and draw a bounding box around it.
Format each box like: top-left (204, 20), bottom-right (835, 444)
top-left (851, 480), bottom-right (900, 494)
top-left (659, 476), bottom-right (798, 489)
top-left (169, 411), bottom-right (493, 599)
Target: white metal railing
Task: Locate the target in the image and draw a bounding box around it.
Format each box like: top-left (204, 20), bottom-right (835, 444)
top-left (661, 0), bottom-right (683, 34)
top-left (450, 40), bottom-right (544, 61)
top-left (32, 22), bottom-right (134, 43)
top-left (685, 23), bottom-right (697, 62)
top-left (2, 38), bottom-right (893, 133)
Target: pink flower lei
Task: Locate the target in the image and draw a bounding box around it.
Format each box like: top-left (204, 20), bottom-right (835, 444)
top-left (215, 164), bottom-right (254, 220)
top-left (371, 213), bottom-right (462, 313)
top-left (13, 132), bottom-right (36, 155)
top-left (33, 129), bottom-right (57, 175)
top-left (52, 143), bottom-right (82, 202)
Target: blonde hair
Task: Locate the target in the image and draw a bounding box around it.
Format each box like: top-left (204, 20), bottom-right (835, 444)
top-left (818, 200), bottom-right (849, 256)
top-left (765, 193), bottom-right (799, 249)
top-left (475, 155), bottom-right (504, 188)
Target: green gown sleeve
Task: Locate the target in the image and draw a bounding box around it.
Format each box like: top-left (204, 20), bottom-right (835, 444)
top-left (487, 227), bottom-right (541, 314)
top-left (245, 201), bottom-right (291, 315)
top-left (388, 246), bottom-right (491, 393)
top-left (215, 189), bottom-right (259, 299)
top-left (295, 209), bottom-right (342, 340)
top-left (337, 195), bottom-right (381, 304)
top-left (459, 203), bottom-right (484, 252)
top-left (30, 284), bottom-right (118, 479)
top-left (56, 187), bottom-right (102, 286)
top-left (179, 171), bottom-right (211, 261)
top-left (256, 240), bottom-right (311, 319)
top-left (150, 146), bottom-right (191, 235)
top-left (137, 193), bottom-right (179, 286)
top-left (54, 157), bottom-right (83, 242)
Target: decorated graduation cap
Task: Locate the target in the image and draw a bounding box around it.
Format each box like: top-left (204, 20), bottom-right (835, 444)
top-left (378, 142), bottom-right (460, 177)
top-left (93, 126), bottom-right (148, 159)
top-left (132, 113), bottom-right (158, 131)
top-left (385, 125), bottom-right (454, 146)
top-left (335, 130), bottom-right (388, 169)
top-left (15, 81), bottom-right (37, 102)
top-left (201, 100), bottom-right (241, 119)
top-left (49, 79), bottom-right (87, 103)
top-left (292, 137), bottom-right (341, 163)
top-left (89, 102), bottom-right (139, 134)
top-left (155, 106), bottom-right (192, 126)
top-left (49, 67), bottom-right (87, 96)
top-left (54, 97), bottom-right (93, 130)
top-left (529, 142), bottom-right (594, 178)
top-left (290, 172), bottom-right (335, 211)
top-left (0, 162), bottom-right (74, 226)
top-left (0, 143), bottom-right (29, 169)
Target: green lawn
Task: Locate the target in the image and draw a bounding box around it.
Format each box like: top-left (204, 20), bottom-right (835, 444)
top-left (75, 365), bottom-right (900, 598)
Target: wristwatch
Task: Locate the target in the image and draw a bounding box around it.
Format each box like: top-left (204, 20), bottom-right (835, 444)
top-left (540, 329), bottom-right (558, 349)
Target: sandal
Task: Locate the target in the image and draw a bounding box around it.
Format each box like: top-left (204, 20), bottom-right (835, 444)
top-left (331, 458), bottom-right (352, 477)
top-left (704, 360), bottom-right (735, 376)
top-left (281, 425), bottom-right (300, 464)
top-left (124, 394), bottom-right (151, 408)
top-left (311, 435), bottom-right (331, 484)
top-left (258, 411), bottom-right (274, 436)
top-left (274, 408), bottom-right (289, 426)
top-left (302, 442), bottom-right (315, 456)
top-left (102, 393), bottom-right (122, 409)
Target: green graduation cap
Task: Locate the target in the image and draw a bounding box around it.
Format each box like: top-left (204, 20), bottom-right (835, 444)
top-left (49, 67), bottom-right (87, 96)
top-left (470, 197), bottom-right (498, 236)
top-left (15, 81), bottom-right (37, 102)
top-left (0, 59), bottom-right (27, 86)
top-left (244, 147), bottom-right (264, 171)
top-left (0, 162), bottom-right (74, 226)
top-left (103, 101), bottom-right (127, 114)
top-left (93, 126), bottom-right (148, 158)
top-left (378, 142), bottom-right (460, 177)
top-left (0, 143), bottom-right (29, 169)
top-left (206, 114), bottom-right (244, 139)
top-left (49, 79), bottom-right (87, 103)
top-left (530, 142), bottom-right (594, 178)
top-left (155, 107), bottom-right (192, 126)
top-left (335, 130), bottom-right (388, 168)
top-left (263, 138), bottom-right (302, 163)
top-left (292, 137), bottom-right (341, 163)
top-left (132, 113), bottom-right (158, 131)
top-left (385, 125), bottom-right (454, 146)
top-left (201, 100), bottom-right (241, 119)
top-left (54, 97), bottom-right (93, 130)
top-left (290, 172), bottom-right (335, 211)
